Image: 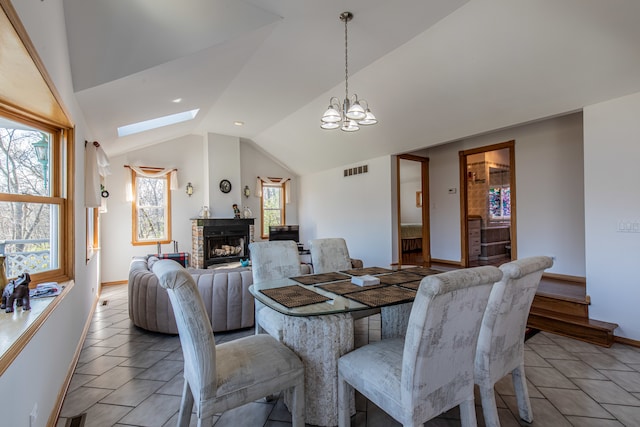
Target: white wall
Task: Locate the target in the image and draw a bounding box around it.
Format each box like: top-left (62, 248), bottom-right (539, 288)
top-left (584, 92), bottom-right (640, 341)
top-left (1, 1), bottom-right (99, 426)
top-left (299, 156), bottom-right (394, 267)
top-left (207, 133), bottom-right (242, 218)
top-left (425, 113), bottom-right (585, 276)
top-left (100, 135), bottom-right (205, 283)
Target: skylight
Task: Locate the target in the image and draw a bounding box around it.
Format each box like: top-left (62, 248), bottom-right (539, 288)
top-left (117, 109), bottom-right (199, 137)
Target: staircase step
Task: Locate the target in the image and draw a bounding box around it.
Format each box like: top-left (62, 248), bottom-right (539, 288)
top-left (531, 293), bottom-right (589, 318)
top-left (528, 308), bottom-right (618, 347)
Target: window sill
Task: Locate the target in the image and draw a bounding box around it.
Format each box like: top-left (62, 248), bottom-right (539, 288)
top-left (0, 279), bottom-right (74, 376)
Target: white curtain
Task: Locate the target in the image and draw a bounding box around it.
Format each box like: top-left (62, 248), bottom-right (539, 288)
top-left (125, 166), bottom-right (178, 202)
top-left (255, 176), bottom-right (292, 204)
top-left (85, 141), bottom-right (111, 208)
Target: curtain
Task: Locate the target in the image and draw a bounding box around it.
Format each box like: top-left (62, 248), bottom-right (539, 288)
top-left (85, 141), bottom-right (111, 208)
top-left (125, 166), bottom-right (178, 202)
top-left (255, 176), bottom-right (292, 204)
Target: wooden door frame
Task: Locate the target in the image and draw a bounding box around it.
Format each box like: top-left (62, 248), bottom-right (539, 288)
top-left (459, 141), bottom-right (517, 267)
top-left (396, 154), bottom-right (430, 267)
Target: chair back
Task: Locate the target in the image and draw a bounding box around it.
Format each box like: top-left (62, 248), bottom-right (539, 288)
top-left (153, 260), bottom-right (217, 403)
top-left (309, 238), bottom-right (352, 273)
top-left (475, 256), bottom-right (553, 383)
top-left (401, 266), bottom-right (503, 415)
top-left (249, 240), bottom-right (302, 282)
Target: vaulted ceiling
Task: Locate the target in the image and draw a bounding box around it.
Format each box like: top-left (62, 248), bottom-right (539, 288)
top-left (63, 0), bottom-right (640, 175)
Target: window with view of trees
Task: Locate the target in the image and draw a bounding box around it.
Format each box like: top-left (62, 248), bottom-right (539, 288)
top-left (131, 168), bottom-right (172, 245)
top-left (0, 115), bottom-right (68, 280)
top-left (261, 181), bottom-right (285, 239)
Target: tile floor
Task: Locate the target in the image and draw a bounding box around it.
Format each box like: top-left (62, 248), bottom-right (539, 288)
top-left (57, 284), bottom-right (640, 427)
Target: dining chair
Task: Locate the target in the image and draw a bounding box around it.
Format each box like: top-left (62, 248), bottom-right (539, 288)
top-left (249, 240), bottom-right (302, 341)
top-left (152, 260), bottom-right (305, 427)
top-left (337, 266), bottom-right (503, 427)
top-left (309, 237), bottom-right (353, 273)
top-left (474, 256), bottom-right (553, 427)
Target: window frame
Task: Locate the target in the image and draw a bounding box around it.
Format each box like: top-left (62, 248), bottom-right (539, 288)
top-left (260, 179), bottom-right (286, 239)
top-left (0, 108), bottom-right (73, 283)
top-left (130, 167), bottom-right (172, 246)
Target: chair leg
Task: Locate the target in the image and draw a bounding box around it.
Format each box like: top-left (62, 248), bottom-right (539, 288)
top-left (512, 364), bottom-right (533, 422)
top-left (290, 379), bottom-right (305, 427)
top-left (478, 384), bottom-right (500, 427)
top-left (459, 397), bottom-right (479, 427)
top-left (178, 381), bottom-right (195, 427)
top-left (337, 374), bottom-right (352, 427)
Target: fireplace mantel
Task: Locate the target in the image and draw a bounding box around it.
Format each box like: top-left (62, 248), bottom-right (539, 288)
top-left (191, 218), bottom-right (255, 268)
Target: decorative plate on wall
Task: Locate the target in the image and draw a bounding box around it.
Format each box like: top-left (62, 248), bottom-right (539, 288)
top-left (219, 179), bottom-right (232, 193)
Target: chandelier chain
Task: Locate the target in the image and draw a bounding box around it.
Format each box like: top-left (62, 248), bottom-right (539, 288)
top-left (344, 14), bottom-right (349, 103)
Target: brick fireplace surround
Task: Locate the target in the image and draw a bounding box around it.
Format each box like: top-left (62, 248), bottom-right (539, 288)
top-left (191, 218), bottom-right (255, 269)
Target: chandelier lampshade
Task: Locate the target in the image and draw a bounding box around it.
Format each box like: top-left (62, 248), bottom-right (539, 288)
top-left (320, 12), bottom-right (377, 132)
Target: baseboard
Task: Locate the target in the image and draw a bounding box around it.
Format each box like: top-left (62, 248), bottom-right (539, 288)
top-left (101, 280), bottom-right (127, 286)
top-left (542, 272), bottom-right (586, 284)
top-left (429, 258), bottom-right (463, 268)
top-left (47, 292), bottom-right (100, 427)
top-left (614, 335), bottom-right (640, 348)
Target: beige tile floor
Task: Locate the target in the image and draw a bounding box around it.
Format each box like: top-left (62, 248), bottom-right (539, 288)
top-left (57, 284), bottom-right (640, 427)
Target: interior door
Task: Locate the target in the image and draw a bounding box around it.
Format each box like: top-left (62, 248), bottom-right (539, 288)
top-left (459, 141), bottom-right (516, 267)
top-left (397, 154), bottom-right (430, 267)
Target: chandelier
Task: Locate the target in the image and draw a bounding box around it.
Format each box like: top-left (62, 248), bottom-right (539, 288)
top-left (321, 12), bottom-right (377, 132)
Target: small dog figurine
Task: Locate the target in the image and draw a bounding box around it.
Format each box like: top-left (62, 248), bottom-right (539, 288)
top-left (1, 272), bottom-right (31, 313)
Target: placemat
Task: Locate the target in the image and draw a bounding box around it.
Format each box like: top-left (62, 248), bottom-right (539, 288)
top-left (402, 267), bottom-right (444, 277)
top-left (290, 272), bottom-right (351, 285)
top-left (316, 280), bottom-right (386, 295)
top-left (260, 285), bottom-right (331, 308)
top-left (377, 271), bottom-right (425, 285)
top-left (344, 286), bottom-right (416, 308)
top-left (342, 266), bottom-right (394, 276)
top-left (395, 280), bottom-right (423, 291)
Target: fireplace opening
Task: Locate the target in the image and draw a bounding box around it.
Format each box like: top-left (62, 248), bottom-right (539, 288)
top-left (207, 235), bottom-right (245, 259)
top-left (203, 223), bottom-right (250, 266)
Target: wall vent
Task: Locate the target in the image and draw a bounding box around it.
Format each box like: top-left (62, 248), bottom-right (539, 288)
top-left (343, 164), bottom-right (368, 177)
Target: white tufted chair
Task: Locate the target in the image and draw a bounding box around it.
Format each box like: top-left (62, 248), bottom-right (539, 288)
top-left (474, 256), bottom-right (553, 427)
top-left (249, 240), bottom-right (302, 341)
top-left (309, 238), bottom-right (353, 273)
top-left (337, 266), bottom-right (503, 427)
top-left (152, 260), bottom-right (305, 427)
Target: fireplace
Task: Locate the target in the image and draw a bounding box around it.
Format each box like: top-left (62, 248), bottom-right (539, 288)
top-left (191, 218), bottom-right (254, 268)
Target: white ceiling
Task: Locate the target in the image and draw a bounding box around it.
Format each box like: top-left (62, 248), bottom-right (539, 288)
top-left (63, 0), bottom-right (640, 175)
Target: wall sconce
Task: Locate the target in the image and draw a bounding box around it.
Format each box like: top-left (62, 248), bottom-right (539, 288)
top-left (186, 182), bottom-right (194, 197)
top-left (243, 185), bottom-right (251, 198)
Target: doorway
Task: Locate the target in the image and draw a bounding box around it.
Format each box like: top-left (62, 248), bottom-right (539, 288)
top-left (459, 141), bottom-right (516, 267)
top-left (396, 154), bottom-right (430, 267)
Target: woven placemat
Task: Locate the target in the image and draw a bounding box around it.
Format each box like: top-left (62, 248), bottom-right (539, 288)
top-left (344, 286), bottom-right (416, 308)
top-left (290, 272), bottom-right (351, 285)
top-left (341, 266), bottom-right (394, 276)
top-left (396, 280), bottom-right (423, 290)
top-left (260, 285), bottom-right (331, 308)
top-left (316, 280), bottom-right (386, 296)
top-left (402, 267), bottom-right (444, 277)
top-left (377, 271), bottom-right (425, 285)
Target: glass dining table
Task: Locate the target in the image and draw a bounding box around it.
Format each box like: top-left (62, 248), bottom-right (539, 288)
top-left (249, 266), bottom-right (443, 427)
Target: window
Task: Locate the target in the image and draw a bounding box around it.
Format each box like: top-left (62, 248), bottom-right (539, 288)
top-left (261, 180), bottom-right (286, 239)
top-left (489, 186), bottom-right (511, 219)
top-left (0, 113), bottom-right (72, 282)
top-left (131, 168), bottom-right (172, 245)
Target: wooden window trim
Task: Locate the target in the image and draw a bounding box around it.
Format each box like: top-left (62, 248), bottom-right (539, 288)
top-left (130, 167), bottom-right (172, 246)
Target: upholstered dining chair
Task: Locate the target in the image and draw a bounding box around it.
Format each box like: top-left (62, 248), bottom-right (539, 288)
top-left (249, 240), bottom-right (302, 341)
top-left (309, 237), bottom-right (353, 273)
top-left (337, 266), bottom-right (503, 427)
top-left (152, 260), bottom-right (305, 427)
top-left (474, 256), bottom-right (553, 427)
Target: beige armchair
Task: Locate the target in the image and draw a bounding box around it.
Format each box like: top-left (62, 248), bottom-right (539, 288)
top-left (152, 260), bottom-right (305, 427)
top-left (337, 266), bottom-right (503, 427)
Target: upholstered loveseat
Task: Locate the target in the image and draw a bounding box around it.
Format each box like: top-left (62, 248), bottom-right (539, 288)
top-left (128, 256), bottom-right (255, 334)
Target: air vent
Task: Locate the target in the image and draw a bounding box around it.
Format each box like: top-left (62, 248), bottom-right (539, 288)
top-left (343, 164), bottom-right (368, 177)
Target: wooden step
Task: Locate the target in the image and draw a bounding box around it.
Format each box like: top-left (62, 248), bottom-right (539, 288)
top-left (528, 308), bottom-right (618, 347)
top-left (531, 293), bottom-right (589, 318)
